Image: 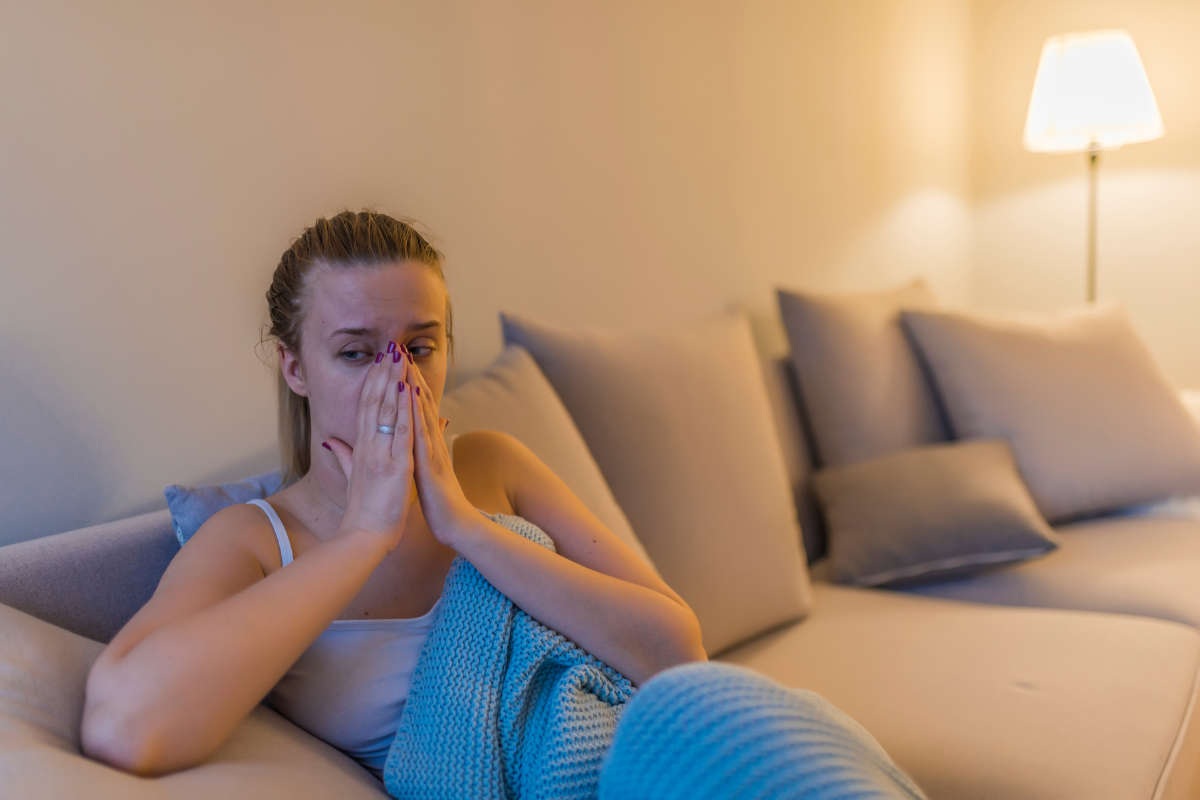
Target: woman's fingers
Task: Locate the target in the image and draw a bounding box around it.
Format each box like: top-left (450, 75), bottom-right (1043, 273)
top-left (361, 343), bottom-right (405, 444)
top-left (391, 374), bottom-right (415, 463)
top-left (408, 361), bottom-right (443, 454)
top-left (409, 374), bottom-right (430, 461)
top-left (357, 348), bottom-right (391, 443)
top-left (322, 437), bottom-right (354, 479)
top-left (377, 349), bottom-right (404, 434)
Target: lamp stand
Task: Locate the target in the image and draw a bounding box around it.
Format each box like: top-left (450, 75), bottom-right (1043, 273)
top-left (1085, 143), bottom-right (1100, 304)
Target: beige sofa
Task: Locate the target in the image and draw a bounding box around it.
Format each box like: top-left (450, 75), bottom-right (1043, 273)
top-left (3, 350), bottom-right (1200, 800)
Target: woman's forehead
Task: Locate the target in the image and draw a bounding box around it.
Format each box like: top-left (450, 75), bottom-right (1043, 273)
top-left (307, 262), bottom-right (446, 330)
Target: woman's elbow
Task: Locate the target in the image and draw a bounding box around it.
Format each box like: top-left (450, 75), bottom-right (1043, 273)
top-left (81, 673), bottom-right (188, 777)
top-left (81, 701), bottom-right (158, 776)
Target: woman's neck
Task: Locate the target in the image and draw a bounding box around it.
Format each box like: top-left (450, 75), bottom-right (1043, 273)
top-left (278, 458), bottom-right (430, 545)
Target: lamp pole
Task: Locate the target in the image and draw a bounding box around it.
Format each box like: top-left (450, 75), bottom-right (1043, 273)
top-left (1085, 141), bottom-right (1100, 304)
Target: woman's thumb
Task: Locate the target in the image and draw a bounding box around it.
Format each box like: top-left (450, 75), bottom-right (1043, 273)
top-left (321, 438), bottom-right (354, 479)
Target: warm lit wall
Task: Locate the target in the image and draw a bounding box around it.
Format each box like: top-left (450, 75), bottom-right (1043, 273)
top-left (969, 0), bottom-right (1200, 387)
top-left (0, 0), bottom-right (972, 544)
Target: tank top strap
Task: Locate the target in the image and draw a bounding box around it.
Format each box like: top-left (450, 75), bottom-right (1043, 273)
top-left (247, 498), bottom-right (294, 567)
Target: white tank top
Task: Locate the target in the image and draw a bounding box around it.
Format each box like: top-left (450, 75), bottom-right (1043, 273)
top-left (251, 435), bottom-right (460, 780)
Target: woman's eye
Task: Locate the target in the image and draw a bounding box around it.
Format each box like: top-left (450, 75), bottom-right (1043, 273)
top-left (341, 350), bottom-right (370, 362)
top-left (406, 345), bottom-right (434, 357)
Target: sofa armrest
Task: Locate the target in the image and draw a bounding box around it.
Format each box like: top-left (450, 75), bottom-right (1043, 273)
top-left (0, 509), bottom-right (178, 644)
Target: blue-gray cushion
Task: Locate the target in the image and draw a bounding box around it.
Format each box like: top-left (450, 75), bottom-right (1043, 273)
top-left (164, 470), bottom-right (283, 546)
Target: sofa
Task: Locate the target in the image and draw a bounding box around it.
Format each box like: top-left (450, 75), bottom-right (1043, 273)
top-left (4, 292), bottom-right (1200, 800)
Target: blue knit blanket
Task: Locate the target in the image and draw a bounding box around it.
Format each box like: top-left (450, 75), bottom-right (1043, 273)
top-left (382, 513), bottom-right (635, 800)
top-left (382, 512), bottom-right (927, 800)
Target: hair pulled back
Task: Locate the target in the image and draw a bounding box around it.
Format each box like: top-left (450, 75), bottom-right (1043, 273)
top-left (264, 209), bottom-right (451, 485)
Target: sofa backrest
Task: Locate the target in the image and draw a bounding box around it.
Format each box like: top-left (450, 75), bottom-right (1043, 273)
top-left (0, 508), bottom-right (177, 643)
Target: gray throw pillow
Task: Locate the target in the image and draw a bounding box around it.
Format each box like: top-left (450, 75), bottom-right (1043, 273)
top-left (502, 311), bottom-right (812, 656)
top-left (813, 439), bottom-right (1059, 587)
top-left (777, 279), bottom-right (948, 468)
top-left (165, 470), bottom-right (284, 546)
top-left (902, 303), bottom-right (1200, 522)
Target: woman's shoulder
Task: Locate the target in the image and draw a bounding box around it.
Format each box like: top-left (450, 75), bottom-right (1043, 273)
top-left (189, 501), bottom-right (288, 575)
top-left (452, 430), bottom-right (529, 516)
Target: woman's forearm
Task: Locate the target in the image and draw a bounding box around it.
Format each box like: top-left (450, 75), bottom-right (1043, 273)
top-left (449, 517), bottom-right (706, 685)
top-left (82, 527), bottom-right (389, 775)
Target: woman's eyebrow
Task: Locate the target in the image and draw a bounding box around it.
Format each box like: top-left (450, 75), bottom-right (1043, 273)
top-left (327, 321), bottom-right (441, 340)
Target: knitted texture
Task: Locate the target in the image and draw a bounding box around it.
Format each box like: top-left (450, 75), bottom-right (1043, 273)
top-left (598, 662), bottom-right (928, 800)
top-left (382, 513), bottom-right (635, 800)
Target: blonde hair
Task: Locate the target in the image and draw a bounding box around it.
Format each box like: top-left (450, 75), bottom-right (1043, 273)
top-left (263, 209), bottom-right (451, 485)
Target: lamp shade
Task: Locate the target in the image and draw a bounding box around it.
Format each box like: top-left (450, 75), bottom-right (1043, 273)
top-left (1023, 30), bottom-right (1163, 153)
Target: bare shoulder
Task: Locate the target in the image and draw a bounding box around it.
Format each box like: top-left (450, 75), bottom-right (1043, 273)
top-left (451, 430), bottom-right (527, 515)
top-left (190, 502), bottom-right (288, 574)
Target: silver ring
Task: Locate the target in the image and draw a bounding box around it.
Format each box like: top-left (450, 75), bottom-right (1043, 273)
top-left (377, 425), bottom-right (396, 435)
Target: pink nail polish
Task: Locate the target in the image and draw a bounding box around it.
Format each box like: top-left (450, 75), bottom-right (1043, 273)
top-left (387, 341), bottom-right (396, 353)
top-left (400, 343), bottom-right (408, 353)
top-left (414, 385), bottom-right (421, 396)
top-left (321, 442), bottom-right (332, 451)
top-left (375, 352), bottom-right (383, 364)
top-left (398, 381), bottom-right (406, 393)
top-left (407, 351), bottom-right (414, 363)
top-left (393, 350), bottom-right (401, 363)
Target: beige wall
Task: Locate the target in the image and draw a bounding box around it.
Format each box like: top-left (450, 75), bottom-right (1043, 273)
top-left (0, 0), bottom-right (973, 544)
top-left (969, 0), bottom-right (1200, 387)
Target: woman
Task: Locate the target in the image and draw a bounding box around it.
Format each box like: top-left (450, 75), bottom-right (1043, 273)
top-left (79, 210), bottom-right (708, 779)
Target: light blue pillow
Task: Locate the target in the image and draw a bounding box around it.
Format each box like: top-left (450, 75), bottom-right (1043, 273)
top-left (164, 470), bottom-right (284, 546)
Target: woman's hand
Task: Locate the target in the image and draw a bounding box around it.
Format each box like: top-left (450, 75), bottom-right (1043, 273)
top-left (323, 343), bottom-right (417, 552)
top-left (406, 359), bottom-right (482, 549)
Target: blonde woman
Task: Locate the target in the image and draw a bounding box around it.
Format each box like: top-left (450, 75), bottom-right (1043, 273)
top-left (80, 210), bottom-right (706, 778)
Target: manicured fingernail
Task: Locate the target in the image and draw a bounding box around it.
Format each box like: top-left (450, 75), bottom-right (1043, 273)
top-left (415, 385), bottom-right (421, 396)
top-left (398, 381), bottom-right (406, 393)
top-left (407, 351), bottom-right (414, 363)
top-left (393, 350), bottom-right (401, 363)
top-left (375, 352), bottom-right (383, 364)
top-left (321, 442), bottom-right (332, 451)
top-left (400, 343), bottom-right (408, 353)
top-left (387, 341), bottom-right (396, 353)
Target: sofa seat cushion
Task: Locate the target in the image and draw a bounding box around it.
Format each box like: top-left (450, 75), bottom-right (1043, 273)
top-left (717, 584), bottom-right (1200, 800)
top-left (904, 509), bottom-right (1200, 629)
top-left (0, 602), bottom-right (389, 799)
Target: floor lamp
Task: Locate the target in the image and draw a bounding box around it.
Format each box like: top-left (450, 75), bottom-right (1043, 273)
top-left (1023, 30), bottom-right (1163, 303)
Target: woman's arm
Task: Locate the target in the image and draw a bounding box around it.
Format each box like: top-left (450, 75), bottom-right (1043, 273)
top-left (82, 515), bottom-right (391, 775)
top-left (83, 347), bottom-right (419, 775)
top-left (409, 375), bottom-right (707, 686)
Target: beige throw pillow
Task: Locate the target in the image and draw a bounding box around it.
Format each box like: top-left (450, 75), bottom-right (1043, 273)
top-left (501, 311), bottom-right (812, 656)
top-left (440, 345), bottom-right (656, 571)
top-left (776, 279), bottom-right (948, 468)
top-left (902, 303), bottom-right (1200, 521)
top-left (813, 439), bottom-right (1059, 587)
top-left (0, 603), bottom-right (389, 798)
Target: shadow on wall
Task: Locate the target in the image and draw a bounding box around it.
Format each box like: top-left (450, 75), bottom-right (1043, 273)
top-left (0, 338), bottom-right (118, 546)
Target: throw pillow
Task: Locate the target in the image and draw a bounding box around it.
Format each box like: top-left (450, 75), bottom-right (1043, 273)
top-left (165, 471), bottom-right (283, 546)
top-left (902, 302), bottom-right (1200, 521)
top-left (439, 345), bottom-right (655, 570)
top-left (501, 311), bottom-right (812, 656)
top-left (813, 439), bottom-right (1059, 587)
top-left (776, 279), bottom-right (948, 468)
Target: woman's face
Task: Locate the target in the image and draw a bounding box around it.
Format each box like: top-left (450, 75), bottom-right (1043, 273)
top-left (280, 260), bottom-right (450, 454)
